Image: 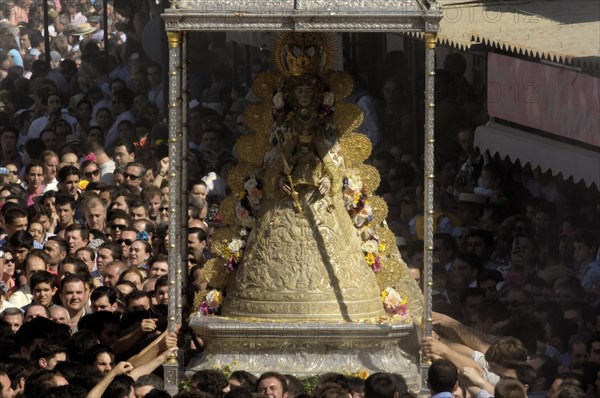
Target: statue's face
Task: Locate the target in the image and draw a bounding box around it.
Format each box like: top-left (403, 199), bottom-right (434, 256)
top-left (294, 85), bottom-right (315, 108)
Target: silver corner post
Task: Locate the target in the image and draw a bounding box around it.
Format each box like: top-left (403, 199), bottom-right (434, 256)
top-left (165, 30), bottom-right (183, 397)
top-left (419, 31), bottom-right (437, 397)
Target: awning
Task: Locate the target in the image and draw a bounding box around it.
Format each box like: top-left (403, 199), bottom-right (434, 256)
top-left (475, 121), bottom-right (600, 188)
top-left (435, 0), bottom-right (600, 70)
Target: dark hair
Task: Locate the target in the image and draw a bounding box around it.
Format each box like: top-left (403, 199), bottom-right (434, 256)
top-left (10, 231), bottom-right (34, 249)
top-left (91, 286), bottom-right (118, 305)
top-left (134, 374), bottom-right (164, 391)
top-left (364, 373), bottom-right (397, 398)
top-left (427, 359), bottom-right (458, 393)
top-left (57, 165), bottom-right (81, 183)
top-left (4, 207), bottom-right (28, 227)
top-left (102, 374), bottom-right (134, 398)
top-left (31, 342), bottom-right (66, 362)
top-left (83, 344), bottom-right (114, 367)
top-left (59, 273), bottom-right (86, 293)
top-left (30, 270), bottom-right (57, 290)
top-left (78, 311), bottom-right (120, 339)
top-left (125, 290), bottom-right (151, 307)
top-left (64, 224), bottom-right (90, 242)
top-left (190, 369), bottom-right (228, 398)
top-left (229, 370), bottom-right (258, 390)
top-left (67, 329), bottom-right (99, 364)
top-left (98, 241), bottom-right (123, 261)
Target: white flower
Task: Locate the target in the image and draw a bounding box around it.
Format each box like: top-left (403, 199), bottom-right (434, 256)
top-left (347, 176), bottom-right (362, 191)
top-left (361, 240), bottom-right (379, 254)
top-left (383, 287), bottom-right (403, 307)
top-left (239, 228), bottom-right (248, 237)
top-left (273, 91), bottom-right (284, 108)
top-left (323, 92), bottom-right (334, 106)
top-left (228, 238), bottom-right (245, 253)
top-left (244, 177), bottom-right (258, 192)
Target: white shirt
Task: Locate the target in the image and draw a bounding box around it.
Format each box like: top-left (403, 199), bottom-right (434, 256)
top-left (28, 112), bottom-right (79, 139)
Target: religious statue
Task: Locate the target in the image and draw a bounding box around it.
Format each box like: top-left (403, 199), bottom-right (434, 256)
top-left (201, 32), bottom-right (423, 323)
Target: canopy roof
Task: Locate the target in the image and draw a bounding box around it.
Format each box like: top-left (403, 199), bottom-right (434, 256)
top-left (163, 0), bottom-right (442, 32)
top-left (476, 122), bottom-right (600, 189)
top-left (434, 0), bottom-right (600, 70)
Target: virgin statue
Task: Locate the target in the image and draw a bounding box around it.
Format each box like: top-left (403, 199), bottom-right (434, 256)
top-left (202, 32), bottom-right (423, 323)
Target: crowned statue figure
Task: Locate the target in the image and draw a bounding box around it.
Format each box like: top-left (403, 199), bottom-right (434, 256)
top-left (201, 32), bottom-right (423, 323)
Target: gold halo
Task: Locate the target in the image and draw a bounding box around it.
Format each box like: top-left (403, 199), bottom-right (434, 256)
top-left (235, 134), bottom-right (268, 165)
top-left (334, 103), bottom-right (364, 136)
top-left (358, 164), bottom-right (381, 194)
top-left (219, 195), bottom-right (237, 225)
top-left (244, 103), bottom-right (274, 137)
top-left (227, 163), bottom-right (254, 195)
top-left (203, 258), bottom-right (230, 290)
top-left (339, 133), bottom-right (372, 167)
top-left (323, 70), bottom-right (354, 100)
top-left (252, 70), bottom-right (284, 102)
top-left (369, 195), bottom-right (389, 225)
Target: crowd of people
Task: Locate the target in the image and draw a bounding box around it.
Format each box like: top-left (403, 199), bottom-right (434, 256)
top-left (0, 0), bottom-right (600, 397)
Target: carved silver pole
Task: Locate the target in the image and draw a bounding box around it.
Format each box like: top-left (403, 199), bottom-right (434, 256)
top-left (165, 30), bottom-right (183, 397)
top-left (178, 31), bottom-right (189, 373)
top-left (420, 31), bottom-right (436, 393)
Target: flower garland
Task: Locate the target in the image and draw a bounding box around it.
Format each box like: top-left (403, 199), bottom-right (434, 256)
top-left (380, 287), bottom-right (408, 318)
top-left (361, 228), bottom-right (385, 272)
top-left (342, 175), bottom-right (373, 228)
top-left (223, 176), bottom-right (263, 274)
top-left (197, 289), bottom-right (224, 315)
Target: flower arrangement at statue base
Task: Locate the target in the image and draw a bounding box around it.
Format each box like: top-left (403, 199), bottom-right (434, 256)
top-left (194, 289), bottom-right (224, 316)
top-left (380, 287), bottom-right (409, 320)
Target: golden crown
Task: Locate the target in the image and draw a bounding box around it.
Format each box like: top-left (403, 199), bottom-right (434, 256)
top-left (273, 32), bottom-right (336, 76)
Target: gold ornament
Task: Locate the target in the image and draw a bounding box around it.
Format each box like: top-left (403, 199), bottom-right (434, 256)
top-left (272, 32), bottom-right (337, 76)
top-left (339, 133), bottom-right (372, 166)
top-left (358, 164), bottom-right (381, 193)
top-left (323, 70), bottom-right (354, 100)
top-left (252, 71), bottom-right (285, 102)
top-left (211, 227), bottom-right (238, 258)
top-left (227, 163), bottom-right (253, 195)
top-left (219, 196), bottom-right (237, 226)
top-left (244, 103), bottom-right (274, 137)
top-left (377, 228), bottom-right (397, 252)
top-left (334, 104), bottom-right (364, 136)
top-left (203, 258), bottom-right (230, 290)
top-left (369, 195), bottom-right (389, 225)
top-left (235, 134), bottom-right (269, 165)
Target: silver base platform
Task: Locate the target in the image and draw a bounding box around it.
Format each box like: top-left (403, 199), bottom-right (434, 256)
top-left (188, 315), bottom-right (422, 390)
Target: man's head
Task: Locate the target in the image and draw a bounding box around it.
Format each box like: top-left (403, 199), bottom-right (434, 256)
top-left (113, 141), bottom-right (135, 168)
top-left (427, 359), bottom-right (458, 394)
top-left (59, 274), bottom-right (86, 315)
top-left (57, 166), bottom-right (81, 199)
top-left (1, 308), bottom-right (24, 334)
top-left (83, 196), bottom-right (107, 231)
top-left (30, 271), bottom-right (58, 307)
top-left (4, 208), bottom-right (28, 238)
top-left (64, 224), bottom-right (90, 255)
top-left (257, 372), bottom-right (288, 398)
top-left (43, 237), bottom-right (69, 267)
top-left (123, 162), bottom-right (145, 189)
top-left (188, 227), bottom-right (207, 255)
top-left (90, 286), bottom-right (119, 312)
top-left (31, 343), bottom-right (67, 370)
top-left (0, 365), bottom-right (15, 398)
top-left (111, 88), bottom-right (134, 116)
top-left (102, 261), bottom-right (127, 287)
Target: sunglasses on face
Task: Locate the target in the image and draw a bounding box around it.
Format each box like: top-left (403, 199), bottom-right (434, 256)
top-left (116, 239), bottom-right (134, 246)
top-left (123, 173), bottom-right (140, 180)
top-left (159, 207), bottom-right (169, 212)
top-left (84, 169), bottom-right (100, 178)
top-left (111, 224), bottom-right (127, 230)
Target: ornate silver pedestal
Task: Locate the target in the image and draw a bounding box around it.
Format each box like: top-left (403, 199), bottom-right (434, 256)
top-left (188, 315), bottom-right (421, 390)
